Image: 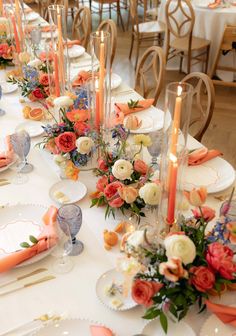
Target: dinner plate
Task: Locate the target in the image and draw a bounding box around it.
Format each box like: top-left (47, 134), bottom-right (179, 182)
top-left (183, 157), bottom-right (235, 193)
top-left (49, 180), bottom-right (87, 205)
top-left (0, 154), bottom-right (17, 173)
top-left (25, 12), bottom-right (40, 22)
top-left (42, 30), bottom-right (58, 39)
top-left (0, 204), bottom-right (53, 268)
top-left (142, 318), bottom-right (196, 336)
top-left (123, 108), bottom-right (164, 134)
top-left (96, 268), bottom-right (137, 311)
top-left (66, 45), bottom-right (85, 58)
top-left (111, 73), bottom-right (122, 90)
top-left (0, 82), bottom-right (18, 94)
top-left (34, 318), bottom-right (116, 335)
top-left (15, 121), bottom-right (44, 138)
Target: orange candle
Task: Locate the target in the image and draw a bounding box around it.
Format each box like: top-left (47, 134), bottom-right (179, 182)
top-left (166, 155), bottom-right (178, 225)
top-left (15, 0), bottom-right (24, 44)
top-left (53, 52), bottom-right (60, 97)
top-left (0, 0), bottom-right (3, 16)
top-left (11, 15), bottom-right (20, 53)
top-left (98, 31), bottom-right (105, 127)
top-left (95, 79), bottom-right (100, 129)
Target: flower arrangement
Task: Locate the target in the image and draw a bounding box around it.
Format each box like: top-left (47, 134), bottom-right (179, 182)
top-left (0, 39), bottom-right (14, 67)
top-left (90, 126), bottom-right (160, 218)
top-left (121, 187), bottom-right (236, 333)
top-left (39, 92), bottom-right (95, 180)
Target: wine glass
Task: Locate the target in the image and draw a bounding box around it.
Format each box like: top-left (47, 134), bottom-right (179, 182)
top-left (51, 221), bottom-right (74, 274)
top-left (0, 85), bottom-right (6, 116)
top-left (147, 129), bottom-right (163, 170)
top-left (30, 27), bottom-right (43, 59)
top-left (57, 204), bottom-right (84, 256)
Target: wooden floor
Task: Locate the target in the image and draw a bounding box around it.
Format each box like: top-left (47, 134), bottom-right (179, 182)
top-left (30, 2), bottom-right (236, 168)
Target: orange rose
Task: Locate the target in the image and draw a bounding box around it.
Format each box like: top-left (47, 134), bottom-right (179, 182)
top-left (39, 73), bottom-right (50, 86)
top-left (118, 185), bottom-right (138, 204)
top-left (185, 187), bottom-right (207, 207)
top-left (132, 279), bottom-right (163, 307)
top-left (159, 257), bottom-right (188, 282)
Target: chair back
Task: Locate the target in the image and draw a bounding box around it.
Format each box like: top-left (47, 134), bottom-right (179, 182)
top-left (182, 72), bottom-right (215, 141)
top-left (135, 46), bottom-right (165, 105)
top-left (130, 0), bottom-right (140, 33)
top-left (38, 0), bottom-right (50, 20)
top-left (72, 7), bottom-right (92, 49)
top-left (165, 0), bottom-right (195, 39)
top-left (97, 19), bottom-right (117, 66)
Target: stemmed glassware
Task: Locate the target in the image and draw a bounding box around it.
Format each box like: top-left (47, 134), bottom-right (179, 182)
top-left (10, 130), bottom-right (34, 184)
top-left (51, 219), bottom-right (74, 274)
top-left (0, 85), bottom-right (6, 116)
top-left (147, 129), bottom-right (163, 170)
top-left (57, 204), bottom-right (84, 256)
top-left (29, 27), bottom-right (43, 59)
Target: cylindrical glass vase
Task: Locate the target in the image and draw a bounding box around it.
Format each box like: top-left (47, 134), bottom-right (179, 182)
top-left (48, 4), bottom-right (70, 97)
top-left (157, 82), bottom-right (193, 239)
top-left (90, 31), bottom-right (111, 137)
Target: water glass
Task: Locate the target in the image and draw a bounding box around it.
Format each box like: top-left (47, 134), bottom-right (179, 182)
top-left (0, 85), bottom-right (6, 116)
top-left (147, 129), bottom-right (163, 169)
top-left (57, 204), bottom-right (84, 256)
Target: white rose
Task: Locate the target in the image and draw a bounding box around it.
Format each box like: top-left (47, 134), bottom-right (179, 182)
top-left (126, 230), bottom-right (144, 249)
top-left (112, 159), bottom-right (133, 180)
top-left (28, 59), bottom-right (42, 68)
top-left (139, 183), bottom-right (161, 205)
top-left (76, 136), bottom-right (94, 154)
top-left (53, 96), bottom-right (73, 108)
top-left (164, 234), bottom-right (196, 265)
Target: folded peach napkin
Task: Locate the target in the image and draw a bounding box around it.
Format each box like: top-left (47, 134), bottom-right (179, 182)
top-left (208, 0), bottom-right (221, 8)
top-left (41, 25), bottom-right (57, 33)
top-left (206, 300), bottom-right (236, 327)
top-left (72, 71), bottom-right (92, 87)
top-left (90, 325), bottom-right (113, 336)
top-left (65, 40), bottom-right (81, 49)
top-left (114, 98), bottom-right (154, 116)
top-left (0, 206), bottom-right (58, 273)
top-left (188, 147), bottom-right (222, 166)
top-left (0, 136), bottom-right (14, 168)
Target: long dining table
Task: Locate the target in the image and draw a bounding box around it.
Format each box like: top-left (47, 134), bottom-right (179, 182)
top-left (0, 5), bottom-right (235, 336)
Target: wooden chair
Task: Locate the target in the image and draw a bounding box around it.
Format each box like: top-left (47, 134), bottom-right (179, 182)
top-left (72, 7), bottom-right (92, 50)
top-left (97, 19), bottom-right (117, 66)
top-left (181, 72), bottom-right (215, 141)
top-left (92, 0), bottom-right (125, 31)
top-left (210, 25), bottom-right (236, 87)
top-left (129, 0), bottom-right (165, 69)
top-left (38, 0), bottom-right (50, 20)
top-left (165, 0), bottom-right (210, 74)
top-left (134, 46), bottom-right (165, 105)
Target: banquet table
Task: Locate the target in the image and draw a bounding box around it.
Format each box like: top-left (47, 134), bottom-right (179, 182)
top-left (158, 0), bottom-right (236, 81)
top-left (0, 7), bottom-right (236, 336)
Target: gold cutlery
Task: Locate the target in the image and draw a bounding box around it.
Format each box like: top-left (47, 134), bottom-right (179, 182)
top-left (0, 268), bottom-right (48, 289)
top-left (0, 179), bottom-right (10, 186)
top-left (0, 275), bottom-right (55, 296)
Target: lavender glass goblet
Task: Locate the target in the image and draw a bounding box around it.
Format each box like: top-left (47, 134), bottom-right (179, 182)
top-left (57, 204), bottom-right (84, 256)
top-left (147, 129), bottom-right (163, 170)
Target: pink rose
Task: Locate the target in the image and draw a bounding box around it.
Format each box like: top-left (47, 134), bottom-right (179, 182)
top-left (190, 266), bottom-right (215, 292)
top-left (74, 121), bottom-right (89, 136)
top-left (0, 43), bottom-right (9, 56)
top-left (132, 279), bottom-right (163, 307)
top-left (55, 132), bottom-right (76, 153)
top-left (134, 159), bottom-right (148, 175)
top-left (108, 197), bottom-right (124, 208)
top-left (45, 138), bottom-right (60, 154)
top-left (159, 257), bottom-right (188, 282)
top-left (206, 242), bottom-right (236, 280)
top-left (98, 158), bottom-right (109, 172)
top-left (32, 88), bottom-right (45, 99)
top-left (104, 181), bottom-right (124, 199)
top-left (39, 73), bottom-right (50, 86)
top-left (192, 206), bottom-right (215, 222)
top-left (96, 176), bottom-right (108, 192)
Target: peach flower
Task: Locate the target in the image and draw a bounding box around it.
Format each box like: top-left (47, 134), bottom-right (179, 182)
top-left (66, 109), bottom-right (88, 122)
top-left (132, 279), bottom-right (163, 307)
top-left (226, 222), bottom-right (236, 244)
top-left (96, 176), bottom-right (108, 192)
top-left (192, 206), bottom-right (215, 222)
top-left (118, 185), bottom-right (138, 204)
top-left (65, 161), bottom-right (80, 181)
top-left (190, 266), bottom-right (215, 292)
top-left (184, 187), bottom-right (207, 207)
top-left (159, 257), bottom-right (188, 282)
top-left (39, 73), bottom-right (50, 86)
top-left (125, 115), bottom-right (142, 130)
top-left (134, 159), bottom-right (148, 175)
top-left (108, 197), bottom-right (124, 208)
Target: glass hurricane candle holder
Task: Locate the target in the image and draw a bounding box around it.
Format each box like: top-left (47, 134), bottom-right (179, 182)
top-left (90, 31), bottom-right (111, 137)
top-left (157, 82), bottom-right (193, 240)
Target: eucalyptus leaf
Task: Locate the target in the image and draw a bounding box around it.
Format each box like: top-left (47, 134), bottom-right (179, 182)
top-left (20, 242), bottom-right (31, 248)
top-left (29, 235), bottom-right (38, 244)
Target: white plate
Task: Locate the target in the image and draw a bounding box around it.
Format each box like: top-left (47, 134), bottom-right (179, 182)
top-left (183, 157), bottom-right (235, 193)
top-left (25, 12), bottom-right (40, 22)
top-left (66, 45), bottom-right (85, 58)
top-left (0, 204), bottom-right (53, 268)
top-left (49, 180), bottom-right (87, 205)
top-left (200, 306), bottom-right (236, 336)
top-left (15, 121), bottom-right (44, 138)
top-left (96, 268), bottom-right (137, 311)
top-left (41, 30), bottom-right (58, 39)
top-left (0, 82), bottom-right (18, 94)
top-left (123, 108), bottom-right (164, 134)
top-left (142, 318), bottom-right (196, 336)
top-left (0, 154), bottom-right (17, 173)
top-left (111, 73), bottom-right (122, 90)
top-left (34, 318), bottom-right (116, 336)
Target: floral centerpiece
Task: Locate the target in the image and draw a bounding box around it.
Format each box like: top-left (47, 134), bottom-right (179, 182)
top-left (121, 187), bottom-right (236, 333)
top-left (90, 126), bottom-right (161, 218)
top-left (39, 93), bottom-right (95, 180)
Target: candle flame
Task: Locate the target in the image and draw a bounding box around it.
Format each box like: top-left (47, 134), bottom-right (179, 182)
top-left (169, 153), bottom-right (177, 163)
top-left (95, 78), bottom-right (99, 90)
top-left (177, 85), bottom-right (182, 96)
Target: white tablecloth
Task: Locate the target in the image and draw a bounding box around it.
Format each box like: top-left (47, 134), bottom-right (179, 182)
top-left (158, 0), bottom-right (236, 80)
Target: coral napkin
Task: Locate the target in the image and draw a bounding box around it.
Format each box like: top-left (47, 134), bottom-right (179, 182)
top-left (208, 0), bottom-right (221, 8)
top-left (188, 147), bottom-right (222, 166)
top-left (0, 206), bottom-right (58, 273)
top-left (206, 300), bottom-right (236, 327)
top-left (0, 136), bottom-right (14, 168)
top-left (72, 71), bottom-right (92, 87)
top-left (90, 325), bottom-right (113, 336)
top-left (114, 98), bottom-right (154, 116)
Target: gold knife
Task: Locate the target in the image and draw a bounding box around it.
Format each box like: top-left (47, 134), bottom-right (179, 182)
top-left (0, 275), bottom-right (56, 296)
top-left (0, 179), bottom-right (10, 186)
top-left (0, 268), bottom-right (48, 289)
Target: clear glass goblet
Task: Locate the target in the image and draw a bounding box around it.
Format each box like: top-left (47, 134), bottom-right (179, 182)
top-left (147, 129), bottom-right (163, 170)
top-left (30, 27), bottom-right (43, 58)
top-left (51, 221), bottom-right (74, 274)
top-left (0, 85), bottom-right (6, 116)
top-left (57, 204), bottom-right (84, 256)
